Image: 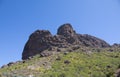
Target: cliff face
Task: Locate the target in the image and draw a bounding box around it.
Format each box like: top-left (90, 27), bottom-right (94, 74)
top-left (22, 23), bottom-right (110, 60)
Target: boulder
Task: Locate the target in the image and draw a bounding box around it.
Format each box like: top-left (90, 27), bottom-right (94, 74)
top-left (115, 69), bottom-right (120, 77)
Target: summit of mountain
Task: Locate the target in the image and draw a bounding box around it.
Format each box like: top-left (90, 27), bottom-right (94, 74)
top-left (22, 23), bottom-right (110, 60)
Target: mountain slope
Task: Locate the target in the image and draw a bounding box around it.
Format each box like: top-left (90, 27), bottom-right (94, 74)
top-left (1, 48), bottom-right (120, 77)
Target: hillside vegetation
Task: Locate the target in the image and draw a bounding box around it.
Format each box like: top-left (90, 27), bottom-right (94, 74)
top-left (1, 48), bottom-right (120, 77)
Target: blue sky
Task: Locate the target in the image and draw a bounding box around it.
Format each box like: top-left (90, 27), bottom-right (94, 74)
top-left (0, 0), bottom-right (120, 67)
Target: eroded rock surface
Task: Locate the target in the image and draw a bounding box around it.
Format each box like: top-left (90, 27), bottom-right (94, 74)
top-left (22, 23), bottom-right (110, 60)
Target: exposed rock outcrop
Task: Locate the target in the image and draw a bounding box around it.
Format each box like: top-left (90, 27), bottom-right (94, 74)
top-left (77, 34), bottom-right (110, 47)
top-left (22, 23), bottom-right (110, 60)
top-left (57, 23), bottom-right (76, 37)
top-left (112, 43), bottom-right (120, 47)
top-left (22, 30), bottom-right (53, 59)
top-left (57, 24), bottom-right (80, 44)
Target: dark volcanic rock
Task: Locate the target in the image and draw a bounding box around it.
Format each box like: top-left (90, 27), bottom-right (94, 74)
top-left (57, 23), bottom-right (80, 44)
top-left (22, 30), bottom-right (53, 60)
top-left (64, 60), bottom-right (71, 64)
top-left (77, 34), bottom-right (110, 47)
top-left (57, 23), bottom-right (75, 37)
top-left (22, 23), bottom-right (110, 60)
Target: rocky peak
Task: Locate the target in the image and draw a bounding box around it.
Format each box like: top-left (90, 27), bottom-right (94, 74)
top-left (57, 23), bottom-right (76, 37)
top-left (29, 30), bottom-right (52, 39)
top-left (22, 23), bottom-right (110, 60)
top-left (22, 30), bottom-right (52, 60)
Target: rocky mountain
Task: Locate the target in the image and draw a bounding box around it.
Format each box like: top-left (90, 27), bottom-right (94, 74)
top-left (1, 23), bottom-right (120, 77)
top-left (22, 23), bottom-right (110, 60)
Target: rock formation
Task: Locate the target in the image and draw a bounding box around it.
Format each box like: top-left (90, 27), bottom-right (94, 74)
top-left (112, 43), bottom-right (120, 47)
top-left (57, 23), bottom-right (76, 37)
top-left (22, 23), bottom-right (110, 60)
top-left (77, 34), bottom-right (110, 47)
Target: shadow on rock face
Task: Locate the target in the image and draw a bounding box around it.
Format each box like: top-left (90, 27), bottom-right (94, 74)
top-left (22, 23), bottom-right (110, 60)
